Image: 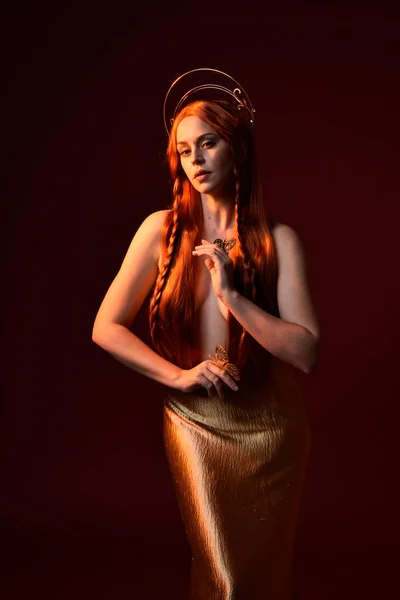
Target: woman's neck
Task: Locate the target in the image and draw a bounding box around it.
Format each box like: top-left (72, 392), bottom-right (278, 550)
top-left (200, 221), bottom-right (237, 242)
top-left (201, 192), bottom-right (236, 234)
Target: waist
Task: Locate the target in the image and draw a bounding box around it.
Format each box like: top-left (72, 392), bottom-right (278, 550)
top-left (164, 362), bottom-right (308, 432)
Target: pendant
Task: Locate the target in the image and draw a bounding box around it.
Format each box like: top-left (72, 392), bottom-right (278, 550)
top-left (208, 344), bottom-right (240, 380)
top-left (213, 237), bottom-right (237, 254)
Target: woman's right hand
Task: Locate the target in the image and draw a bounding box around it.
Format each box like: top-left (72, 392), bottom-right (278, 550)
top-left (174, 360), bottom-right (240, 398)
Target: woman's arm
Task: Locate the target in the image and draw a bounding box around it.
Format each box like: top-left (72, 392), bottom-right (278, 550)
top-left (93, 324), bottom-right (182, 387)
top-left (92, 209), bottom-right (182, 387)
top-left (223, 223), bottom-right (321, 374)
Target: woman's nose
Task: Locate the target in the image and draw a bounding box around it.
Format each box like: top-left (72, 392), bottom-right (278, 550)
top-left (191, 149), bottom-right (205, 165)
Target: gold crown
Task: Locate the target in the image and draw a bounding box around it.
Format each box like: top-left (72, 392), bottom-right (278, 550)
top-left (163, 67), bottom-right (256, 135)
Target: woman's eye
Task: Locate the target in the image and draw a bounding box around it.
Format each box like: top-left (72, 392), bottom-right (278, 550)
top-left (179, 140), bottom-right (214, 156)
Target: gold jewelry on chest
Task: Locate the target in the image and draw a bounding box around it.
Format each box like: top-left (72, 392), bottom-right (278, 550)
top-left (213, 238), bottom-right (237, 254)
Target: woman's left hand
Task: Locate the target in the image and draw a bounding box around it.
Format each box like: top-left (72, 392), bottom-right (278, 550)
top-left (192, 238), bottom-right (235, 304)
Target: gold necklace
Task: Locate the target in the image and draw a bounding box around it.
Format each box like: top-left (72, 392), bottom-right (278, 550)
top-left (213, 237), bottom-right (237, 254)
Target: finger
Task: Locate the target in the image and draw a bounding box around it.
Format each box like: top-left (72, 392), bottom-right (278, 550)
top-left (193, 247), bottom-right (216, 254)
top-left (194, 244), bottom-right (225, 252)
top-left (192, 248), bottom-right (225, 259)
top-left (208, 375), bottom-right (224, 399)
top-left (201, 372), bottom-right (223, 398)
top-left (197, 239), bottom-right (215, 247)
top-left (207, 363), bottom-right (239, 392)
top-left (198, 373), bottom-right (217, 397)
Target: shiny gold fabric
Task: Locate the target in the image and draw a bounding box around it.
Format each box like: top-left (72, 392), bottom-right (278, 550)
top-left (163, 356), bottom-right (311, 600)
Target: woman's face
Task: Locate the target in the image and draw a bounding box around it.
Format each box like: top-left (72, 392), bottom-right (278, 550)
top-left (176, 116), bottom-right (234, 194)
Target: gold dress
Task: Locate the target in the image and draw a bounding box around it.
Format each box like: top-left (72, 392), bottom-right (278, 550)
top-left (162, 354), bottom-right (311, 600)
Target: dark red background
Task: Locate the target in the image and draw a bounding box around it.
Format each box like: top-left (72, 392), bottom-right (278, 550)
top-left (3, 2), bottom-right (399, 598)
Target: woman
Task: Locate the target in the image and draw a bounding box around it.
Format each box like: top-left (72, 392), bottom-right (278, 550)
top-left (92, 70), bottom-right (321, 599)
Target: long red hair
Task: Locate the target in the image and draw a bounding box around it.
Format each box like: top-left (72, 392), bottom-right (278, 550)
top-left (148, 99), bottom-right (279, 382)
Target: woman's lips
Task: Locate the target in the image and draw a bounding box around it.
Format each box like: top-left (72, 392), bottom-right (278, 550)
top-left (195, 172), bottom-right (211, 181)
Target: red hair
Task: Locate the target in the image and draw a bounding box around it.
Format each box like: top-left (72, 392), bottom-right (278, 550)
top-left (148, 99), bottom-right (279, 382)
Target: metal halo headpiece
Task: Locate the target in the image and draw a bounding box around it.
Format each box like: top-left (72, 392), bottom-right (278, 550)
top-left (163, 67), bottom-right (256, 135)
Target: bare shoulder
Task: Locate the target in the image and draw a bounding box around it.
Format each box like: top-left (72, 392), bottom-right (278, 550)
top-left (270, 221), bottom-right (320, 339)
top-left (139, 208), bottom-right (171, 259)
top-left (143, 208), bottom-right (171, 232)
top-left (271, 221), bottom-right (302, 248)
top-left (147, 208), bottom-right (172, 223)
top-left (147, 209), bottom-right (171, 263)
top-left (92, 209), bottom-right (172, 334)
top-left (271, 222), bottom-right (309, 268)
